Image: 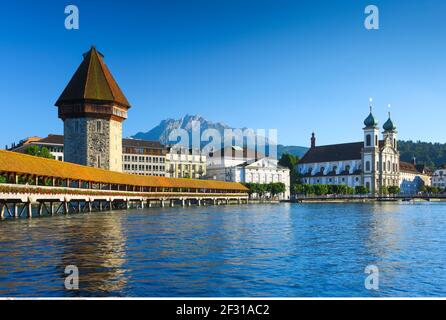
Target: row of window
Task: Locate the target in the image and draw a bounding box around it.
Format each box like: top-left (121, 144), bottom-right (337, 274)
top-left (131, 172), bottom-right (165, 176)
top-left (123, 164), bottom-right (165, 172)
top-left (308, 161), bottom-right (398, 174)
top-left (303, 177), bottom-right (360, 184)
top-left (365, 160), bottom-right (398, 172)
top-left (169, 164), bottom-right (205, 171)
top-left (123, 155), bottom-right (165, 163)
top-left (303, 164), bottom-right (357, 175)
top-left (123, 147), bottom-right (165, 155)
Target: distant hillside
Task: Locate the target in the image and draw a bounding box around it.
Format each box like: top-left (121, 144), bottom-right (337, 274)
top-left (277, 145), bottom-right (308, 158)
top-left (399, 140), bottom-right (446, 169)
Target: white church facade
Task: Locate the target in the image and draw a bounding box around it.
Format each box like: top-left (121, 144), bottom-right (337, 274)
top-left (297, 107), bottom-right (431, 195)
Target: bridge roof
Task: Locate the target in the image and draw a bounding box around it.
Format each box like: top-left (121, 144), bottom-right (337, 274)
top-left (0, 150), bottom-right (247, 191)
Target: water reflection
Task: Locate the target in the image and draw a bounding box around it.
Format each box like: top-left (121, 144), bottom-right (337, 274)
top-left (0, 213), bottom-right (128, 296)
top-left (1, 203), bottom-right (446, 297)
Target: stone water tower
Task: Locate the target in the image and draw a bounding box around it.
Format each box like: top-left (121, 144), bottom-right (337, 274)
top-left (55, 46), bottom-right (131, 172)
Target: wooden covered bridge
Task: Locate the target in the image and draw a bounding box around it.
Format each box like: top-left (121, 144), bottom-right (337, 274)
top-left (0, 150), bottom-right (249, 219)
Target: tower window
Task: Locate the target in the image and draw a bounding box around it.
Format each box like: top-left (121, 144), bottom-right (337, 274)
top-left (366, 161), bottom-right (370, 172)
top-left (96, 121), bottom-right (102, 133)
top-left (74, 120), bottom-right (79, 133)
top-left (366, 134), bottom-right (371, 147)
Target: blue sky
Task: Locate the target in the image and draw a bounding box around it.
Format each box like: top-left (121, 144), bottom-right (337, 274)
top-left (1, 0), bottom-right (445, 148)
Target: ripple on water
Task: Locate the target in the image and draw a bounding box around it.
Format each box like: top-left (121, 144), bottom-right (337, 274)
top-left (1, 203), bottom-right (446, 297)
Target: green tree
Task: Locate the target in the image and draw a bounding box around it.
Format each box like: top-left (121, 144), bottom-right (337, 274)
top-left (25, 145), bottom-right (40, 156)
top-left (291, 184), bottom-right (301, 195)
top-left (0, 175), bottom-right (6, 183)
top-left (328, 184), bottom-right (338, 195)
top-left (431, 186), bottom-right (441, 194)
top-left (25, 146), bottom-right (55, 159)
top-left (398, 140), bottom-right (446, 169)
top-left (303, 184), bottom-right (315, 195)
top-left (279, 153), bottom-right (299, 171)
top-left (269, 182), bottom-right (286, 198)
top-left (313, 184), bottom-right (329, 196)
top-left (337, 185), bottom-right (348, 195)
top-left (380, 186), bottom-right (389, 195)
top-left (388, 186), bottom-right (401, 195)
top-left (257, 183), bottom-right (268, 199)
top-left (355, 186), bottom-right (368, 195)
top-left (346, 186), bottom-right (355, 195)
top-left (243, 183), bottom-right (256, 198)
top-left (279, 153), bottom-right (300, 192)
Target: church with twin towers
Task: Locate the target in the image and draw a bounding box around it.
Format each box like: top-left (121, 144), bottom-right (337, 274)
top-left (297, 102), bottom-right (431, 194)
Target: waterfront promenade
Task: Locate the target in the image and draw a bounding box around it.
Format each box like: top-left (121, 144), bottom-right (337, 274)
top-left (294, 194), bottom-right (446, 203)
top-left (0, 150), bottom-right (248, 219)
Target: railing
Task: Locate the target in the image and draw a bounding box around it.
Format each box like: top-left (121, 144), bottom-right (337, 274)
top-left (0, 183), bottom-right (248, 199)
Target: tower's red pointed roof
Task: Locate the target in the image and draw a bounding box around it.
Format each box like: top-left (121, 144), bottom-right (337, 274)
top-left (55, 46), bottom-right (131, 108)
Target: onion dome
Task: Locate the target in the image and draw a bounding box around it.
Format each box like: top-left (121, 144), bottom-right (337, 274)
top-left (383, 113), bottom-right (396, 131)
top-left (364, 107), bottom-right (378, 128)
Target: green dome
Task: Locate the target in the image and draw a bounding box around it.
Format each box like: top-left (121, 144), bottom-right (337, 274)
top-left (383, 114), bottom-right (396, 131)
top-left (364, 111), bottom-right (378, 128)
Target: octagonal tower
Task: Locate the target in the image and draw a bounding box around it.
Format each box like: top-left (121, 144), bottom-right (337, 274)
top-left (55, 46), bottom-right (131, 172)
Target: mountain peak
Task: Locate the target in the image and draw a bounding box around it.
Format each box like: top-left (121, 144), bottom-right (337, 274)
top-left (132, 114), bottom-right (231, 145)
top-left (131, 114), bottom-right (308, 158)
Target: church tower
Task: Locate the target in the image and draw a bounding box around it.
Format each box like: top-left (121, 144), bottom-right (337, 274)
top-left (382, 110), bottom-right (397, 149)
top-left (55, 46), bottom-right (131, 172)
top-left (362, 102), bottom-right (379, 194)
top-left (381, 109), bottom-right (400, 188)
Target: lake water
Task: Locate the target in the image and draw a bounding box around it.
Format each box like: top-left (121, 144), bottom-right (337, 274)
top-left (1, 202), bottom-right (446, 297)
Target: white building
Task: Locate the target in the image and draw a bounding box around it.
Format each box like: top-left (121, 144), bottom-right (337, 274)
top-left (206, 146), bottom-right (290, 199)
top-left (297, 107), bottom-right (431, 195)
top-left (8, 135), bottom-right (65, 161)
top-left (432, 165), bottom-right (446, 189)
top-left (122, 138), bottom-right (167, 176)
top-left (165, 149), bottom-right (206, 179)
